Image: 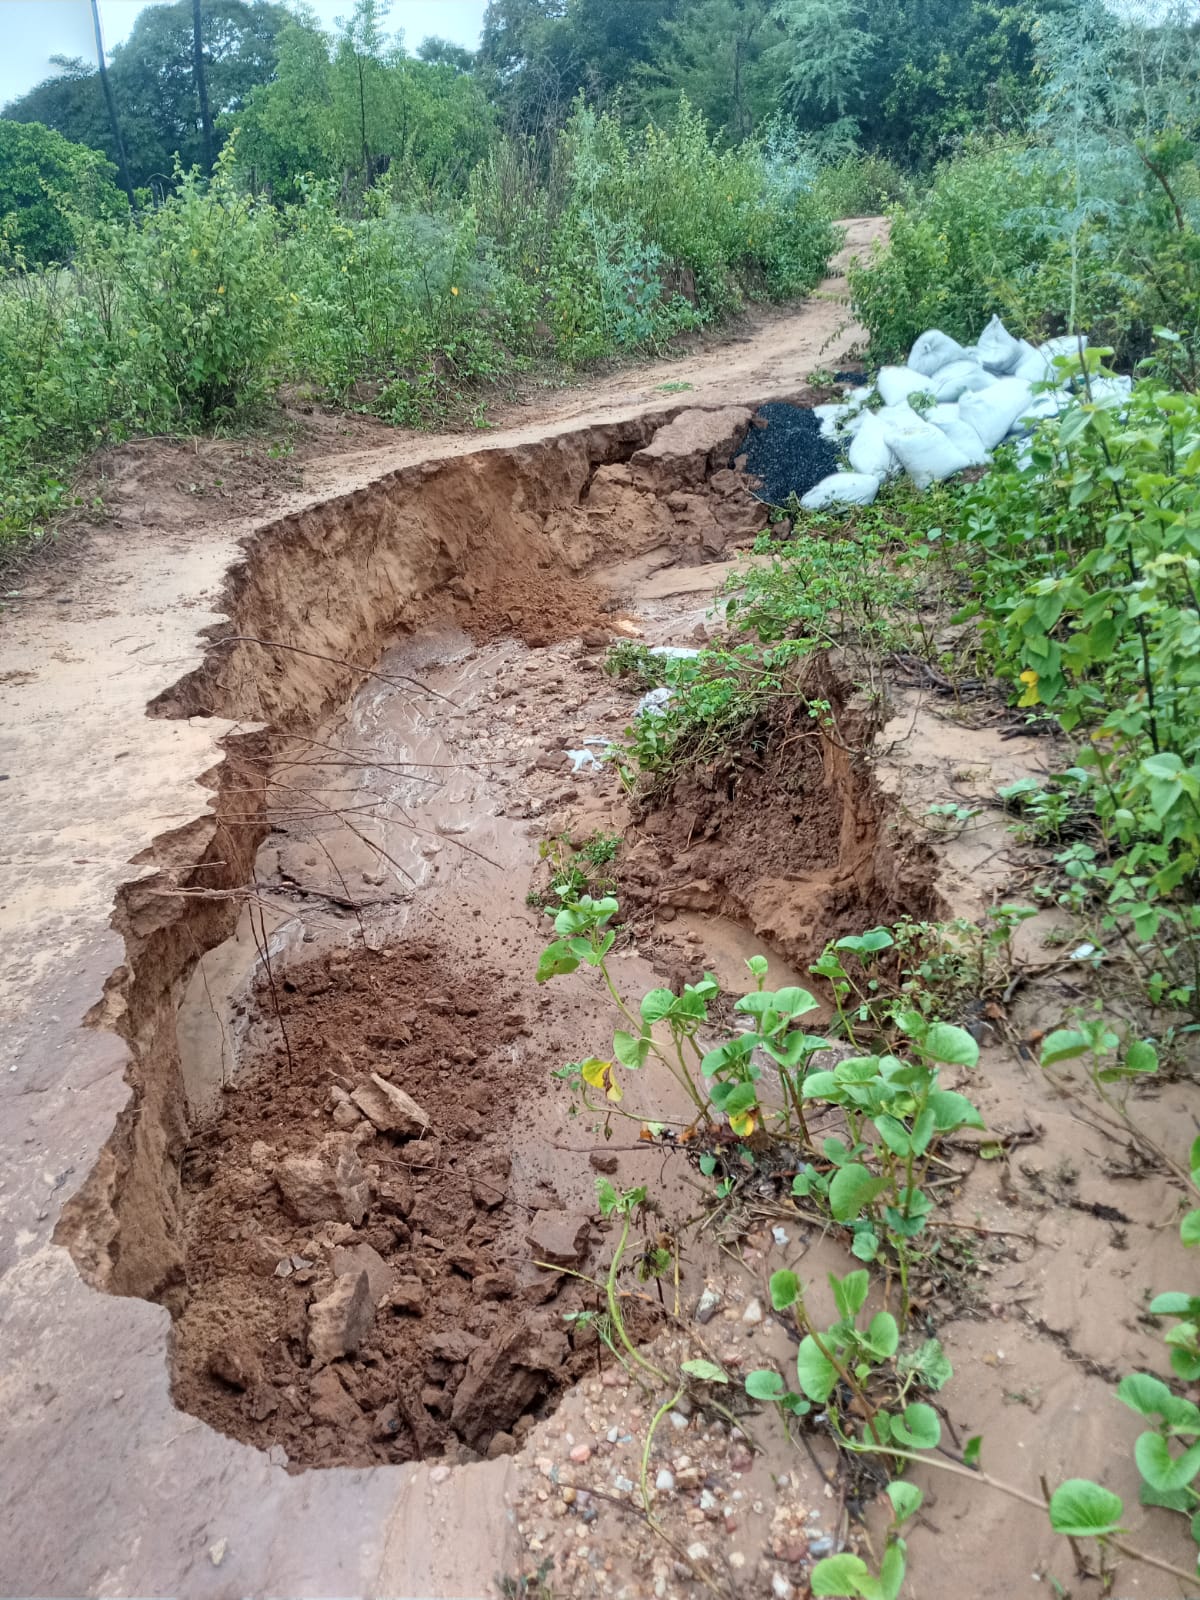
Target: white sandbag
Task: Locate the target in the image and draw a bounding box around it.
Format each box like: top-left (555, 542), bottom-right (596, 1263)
top-left (880, 416), bottom-right (976, 490)
top-left (800, 472), bottom-right (882, 510)
top-left (1039, 334), bottom-right (1088, 373)
top-left (932, 415), bottom-right (991, 468)
top-left (1087, 375), bottom-right (1133, 408)
top-left (847, 411), bottom-right (897, 478)
top-left (876, 366), bottom-right (933, 407)
top-left (932, 360), bottom-right (993, 402)
top-left (1020, 390), bottom-right (1072, 426)
top-left (907, 330), bottom-right (969, 378)
top-left (977, 314), bottom-right (1024, 375)
top-left (927, 403), bottom-right (962, 427)
top-left (814, 403), bottom-right (843, 440)
top-left (1013, 341), bottom-right (1055, 386)
top-left (959, 376), bottom-right (1035, 450)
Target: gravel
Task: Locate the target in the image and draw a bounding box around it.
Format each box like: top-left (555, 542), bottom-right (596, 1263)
top-left (733, 401), bottom-right (841, 507)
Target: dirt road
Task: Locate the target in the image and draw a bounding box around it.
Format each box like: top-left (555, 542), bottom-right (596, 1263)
top-left (0, 224), bottom-right (881, 1599)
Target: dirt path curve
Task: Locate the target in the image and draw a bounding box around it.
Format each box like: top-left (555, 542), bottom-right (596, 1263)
top-left (0, 220), bottom-right (881, 1600)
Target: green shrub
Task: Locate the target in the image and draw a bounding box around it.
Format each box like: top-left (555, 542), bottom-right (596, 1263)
top-left (814, 152), bottom-right (910, 219)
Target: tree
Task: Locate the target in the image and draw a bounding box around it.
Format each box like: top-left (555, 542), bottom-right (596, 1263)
top-left (772, 0), bottom-right (1065, 164)
top-left (91, 0), bottom-right (134, 202)
top-left (192, 0), bottom-right (216, 170)
top-left (0, 118), bottom-right (125, 264)
top-left (642, 0), bottom-right (782, 140)
top-left (3, 0), bottom-right (292, 188)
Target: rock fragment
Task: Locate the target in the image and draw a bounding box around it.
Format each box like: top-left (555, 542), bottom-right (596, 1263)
top-left (275, 1138), bottom-right (371, 1226)
top-left (526, 1211), bottom-right (591, 1268)
top-left (307, 1269), bottom-right (374, 1365)
top-left (350, 1073), bottom-right (431, 1138)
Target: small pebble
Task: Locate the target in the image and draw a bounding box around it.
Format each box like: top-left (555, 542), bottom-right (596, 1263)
top-left (429, 1465), bottom-right (451, 1485)
top-left (695, 1286), bottom-right (722, 1324)
top-left (809, 1536), bottom-right (835, 1557)
top-left (613, 1475), bottom-right (635, 1494)
top-left (669, 1411), bottom-right (690, 1430)
top-left (655, 1469), bottom-right (676, 1492)
top-left (699, 1489), bottom-right (718, 1512)
top-left (569, 1444), bottom-right (592, 1464)
top-left (606, 1426), bottom-right (620, 1444)
top-left (772, 1575), bottom-right (795, 1600)
top-left (208, 1539), bottom-right (227, 1568)
top-left (742, 1298), bottom-right (764, 1325)
top-left (686, 1542), bottom-right (710, 1563)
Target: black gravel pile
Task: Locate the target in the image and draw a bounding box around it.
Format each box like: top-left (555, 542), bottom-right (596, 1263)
top-left (732, 401), bottom-right (840, 507)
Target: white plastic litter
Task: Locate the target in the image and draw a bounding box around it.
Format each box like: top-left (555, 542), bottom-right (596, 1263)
top-left (847, 410), bottom-right (897, 478)
top-left (636, 687), bottom-right (674, 717)
top-left (648, 646), bottom-right (701, 660)
top-left (800, 472), bottom-right (882, 510)
top-left (907, 330), bottom-right (968, 377)
top-left (959, 376), bottom-right (1035, 450)
top-left (978, 314), bottom-right (1024, 375)
top-left (931, 360), bottom-right (993, 402)
top-left (567, 748), bottom-right (603, 774)
top-left (880, 417), bottom-right (976, 490)
top-left (876, 365), bottom-right (933, 407)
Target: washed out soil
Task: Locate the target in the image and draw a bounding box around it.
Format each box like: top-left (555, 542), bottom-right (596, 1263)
top-left (173, 938), bottom-right (660, 1469)
top-left (622, 668), bottom-right (940, 969)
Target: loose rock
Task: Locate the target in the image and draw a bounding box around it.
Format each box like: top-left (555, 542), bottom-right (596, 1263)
top-left (307, 1269), bottom-right (374, 1365)
top-left (275, 1139), bottom-right (371, 1226)
top-left (526, 1211), bottom-right (591, 1268)
top-left (351, 1073), bottom-right (432, 1138)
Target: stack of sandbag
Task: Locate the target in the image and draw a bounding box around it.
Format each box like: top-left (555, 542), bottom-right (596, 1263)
top-left (800, 315), bottom-right (1099, 510)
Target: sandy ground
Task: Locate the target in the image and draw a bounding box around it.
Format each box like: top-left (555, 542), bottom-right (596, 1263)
top-left (0, 224), bottom-right (882, 1599)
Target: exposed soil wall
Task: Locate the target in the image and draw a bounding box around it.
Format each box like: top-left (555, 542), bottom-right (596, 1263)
top-left (55, 408), bottom-right (770, 1306)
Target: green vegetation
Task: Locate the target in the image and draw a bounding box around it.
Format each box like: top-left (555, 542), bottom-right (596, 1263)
top-left (850, 1), bottom-right (1200, 367)
top-left (0, 98), bottom-right (834, 550)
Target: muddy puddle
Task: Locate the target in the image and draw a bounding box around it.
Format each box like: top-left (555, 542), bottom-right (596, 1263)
top-left (56, 398), bottom-right (1200, 1597)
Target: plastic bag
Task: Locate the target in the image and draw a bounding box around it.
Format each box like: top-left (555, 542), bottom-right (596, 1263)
top-left (977, 314), bottom-right (1024, 375)
top-left (876, 366), bottom-right (933, 407)
top-left (907, 330), bottom-right (969, 378)
top-left (847, 411), bottom-right (897, 478)
top-left (800, 472), bottom-right (882, 510)
top-left (959, 376), bottom-right (1035, 450)
top-left (880, 417), bottom-right (975, 490)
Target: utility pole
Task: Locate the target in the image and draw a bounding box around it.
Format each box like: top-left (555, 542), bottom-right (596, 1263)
top-left (192, 0), bottom-right (216, 172)
top-left (90, 0), bottom-right (136, 205)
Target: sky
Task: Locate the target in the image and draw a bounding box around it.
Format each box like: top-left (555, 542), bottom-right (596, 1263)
top-left (0, 0), bottom-right (489, 107)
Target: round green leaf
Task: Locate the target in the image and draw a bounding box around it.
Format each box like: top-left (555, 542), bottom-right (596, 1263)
top-left (1181, 1210), bottom-right (1200, 1248)
top-left (1135, 1432), bottom-right (1200, 1493)
top-left (745, 1368), bottom-right (785, 1401)
top-left (922, 1021), bottom-right (980, 1067)
top-left (830, 1163), bottom-right (889, 1223)
top-left (770, 1268), bottom-right (800, 1311)
top-left (811, 1554), bottom-right (870, 1597)
top-left (796, 1335), bottom-right (838, 1402)
top-left (893, 1402), bottom-right (940, 1450)
top-left (1048, 1479), bottom-right (1124, 1538)
top-left (866, 1311), bottom-right (899, 1359)
top-left (886, 1480), bottom-right (923, 1525)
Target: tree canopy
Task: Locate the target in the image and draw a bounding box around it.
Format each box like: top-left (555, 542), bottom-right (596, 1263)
top-left (0, 117), bottom-right (126, 263)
